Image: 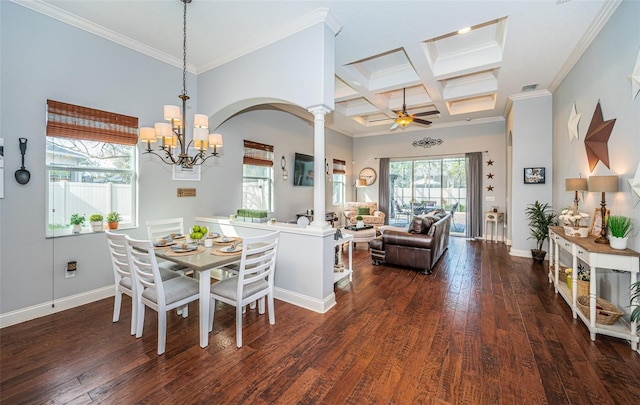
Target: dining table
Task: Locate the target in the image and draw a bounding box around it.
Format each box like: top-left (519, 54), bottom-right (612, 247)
top-left (153, 238), bottom-right (243, 348)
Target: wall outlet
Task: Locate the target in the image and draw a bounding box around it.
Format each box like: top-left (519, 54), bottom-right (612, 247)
top-left (65, 261), bottom-right (77, 278)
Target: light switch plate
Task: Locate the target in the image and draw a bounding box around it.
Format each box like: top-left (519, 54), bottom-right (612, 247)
top-left (485, 196), bottom-right (496, 201)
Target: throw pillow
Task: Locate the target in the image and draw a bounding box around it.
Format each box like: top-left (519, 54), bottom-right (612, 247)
top-left (421, 217), bottom-right (436, 234)
top-left (357, 207), bottom-right (371, 216)
top-left (408, 217), bottom-right (423, 234)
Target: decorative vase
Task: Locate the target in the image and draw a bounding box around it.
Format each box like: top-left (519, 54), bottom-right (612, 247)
top-left (107, 222), bottom-right (119, 230)
top-left (356, 220), bottom-right (364, 228)
top-left (609, 236), bottom-right (628, 250)
top-left (563, 225), bottom-right (588, 238)
top-left (90, 221), bottom-right (103, 232)
top-left (72, 224), bottom-right (82, 234)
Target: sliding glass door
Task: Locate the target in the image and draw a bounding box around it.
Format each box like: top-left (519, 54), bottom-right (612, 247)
top-left (389, 157), bottom-right (466, 234)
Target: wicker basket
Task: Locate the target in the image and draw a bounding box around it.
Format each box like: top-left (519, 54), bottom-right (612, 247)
top-left (576, 296), bottom-right (623, 325)
top-left (566, 276), bottom-right (589, 297)
top-left (557, 266), bottom-right (568, 283)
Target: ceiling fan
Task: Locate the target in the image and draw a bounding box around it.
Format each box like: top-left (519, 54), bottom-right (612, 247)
top-left (390, 88), bottom-right (440, 130)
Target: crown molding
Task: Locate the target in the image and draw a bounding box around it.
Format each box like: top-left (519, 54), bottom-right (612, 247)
top-left (548, 0), bottom-right (621, 92)
top-left (10, 0), bottom-right (193, 72)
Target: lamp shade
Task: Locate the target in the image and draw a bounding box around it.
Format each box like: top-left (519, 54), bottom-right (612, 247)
top-left (208, 133), bottom-right (223, 147)
top-left (589, 175), bottom-right (618, 192)
top-left (356, 178), bottom-right (367, 187)
top-left (565, 178), bottom-right (588, 192)
top-left (193, 114), bottom-right (208, 128)
top-left (154, 122), bottom-right (173, 138)
top-left (139, 127), bottom-right (156, 142)
top-left (193, 127), bottom-right (208, 141)
top-left (163, 105), bottom-right (181, 121)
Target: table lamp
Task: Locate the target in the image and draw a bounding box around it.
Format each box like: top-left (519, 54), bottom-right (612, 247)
top-left (588, 175), bottom-right (618, 244)
top-left (565, 178), bottom-right (588, 211)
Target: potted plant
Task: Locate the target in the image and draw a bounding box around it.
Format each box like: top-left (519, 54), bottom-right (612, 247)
top-left (630, 281), bottom-right (640, 332)
top-left (525, 201), bottom-right (557, 262)
top-left (355, 215), bottom-right (364, 228)
top-left (106, 211), bottom-right (122, 230)
top-left (70, 213), bottom-right (85, 234)
top-left (608, 215), bottom-right (632, 250)
top-left (89, 214), bottom-right (104, 232)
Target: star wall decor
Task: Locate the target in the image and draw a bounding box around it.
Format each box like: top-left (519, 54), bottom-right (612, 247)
top-left (632, 48), bottom-right (640, 100)
top-left (629, 161), bottom-right (640, 207)
top-left (486, 159), bottom-right (494, 166)
top-left (487, 185), bottom-right (494, 191)
top-left (584, 101), bottom-right (615, 172)
top-left (567, 102), bottom-right (581, 142)
top-left (487, 173), bottom-right (494, 179)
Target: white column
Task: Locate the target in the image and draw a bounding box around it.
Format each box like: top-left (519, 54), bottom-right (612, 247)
top-left (309, 106), bottom-right (331, 228)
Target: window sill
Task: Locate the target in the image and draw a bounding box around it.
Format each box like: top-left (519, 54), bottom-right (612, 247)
top-left (46, 224), bottom-right (136, 238)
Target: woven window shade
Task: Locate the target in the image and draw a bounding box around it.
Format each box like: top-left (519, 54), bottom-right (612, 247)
top-left (333, 159), bottom-right (346, 174)
top-left (243, 140), bottom-right (273, 167)
top-left (46, 100), bottom-right (139, 146)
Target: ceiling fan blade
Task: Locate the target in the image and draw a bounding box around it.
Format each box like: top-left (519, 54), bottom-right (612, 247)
top-left (390, 122), bottom-right (399, 130)
top-left (414, 118), bottom-right (432, 126)
top-left (413, 110), bottom-right (440, 117)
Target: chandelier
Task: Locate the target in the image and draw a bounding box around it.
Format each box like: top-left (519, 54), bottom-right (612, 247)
top-left (139, 0), bottom-right (222, 167)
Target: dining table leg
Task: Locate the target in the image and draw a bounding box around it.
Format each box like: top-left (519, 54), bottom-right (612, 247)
top-left (199, 268), bottom-right (211, 348)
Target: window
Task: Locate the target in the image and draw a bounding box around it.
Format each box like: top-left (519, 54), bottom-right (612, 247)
top-left (332, 159), bottom-right (346, 205)
top-left (242, 140), bottom-right (273, 211)
top-left (46, 100), bottom-right (138, 236)
top-left (389, 156), bottom-right (466, 233)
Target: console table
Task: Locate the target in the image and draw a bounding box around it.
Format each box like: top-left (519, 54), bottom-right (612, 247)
top-left (548, 226), bottom-right (639, 350)
top-left (484, 211), bottom-right (504, 242)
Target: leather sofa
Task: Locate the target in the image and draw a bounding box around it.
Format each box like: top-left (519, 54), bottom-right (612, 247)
top-left (369, 212), bottom-right (451, 275)
top-left (343, 201), bottom-right (385, 226)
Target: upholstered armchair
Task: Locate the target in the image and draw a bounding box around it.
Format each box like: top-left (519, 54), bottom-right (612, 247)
top-left (343, 202), bottom-right (385, 226)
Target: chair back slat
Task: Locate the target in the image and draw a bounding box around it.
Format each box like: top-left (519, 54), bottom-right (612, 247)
top-left (126, 237), bottom-right (166, 305)
top-left (105, 231), bottom-right (133, 286)
top-left (237, 232), bottom-right (279, 296)
top-left (146, 218), bottom-right (185, 241)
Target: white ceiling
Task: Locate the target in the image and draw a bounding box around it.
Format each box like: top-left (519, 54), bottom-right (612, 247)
top-left (14, 0), bottom-right (619, 137)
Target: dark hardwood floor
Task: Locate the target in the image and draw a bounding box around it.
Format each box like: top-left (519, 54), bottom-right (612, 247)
top-left (2, 238), bottom-right (639, 404)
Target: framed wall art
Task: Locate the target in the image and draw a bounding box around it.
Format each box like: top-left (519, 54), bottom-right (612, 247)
top-left (172, 162), bottom-right (201, 181)
top-left (524, 167), bottom-right (545, 184)
top-left (590, 208), bottom-right (610, 237)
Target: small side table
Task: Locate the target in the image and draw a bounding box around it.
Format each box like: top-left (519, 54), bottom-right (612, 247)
top-left (484, 211), bottom-right (504, 242)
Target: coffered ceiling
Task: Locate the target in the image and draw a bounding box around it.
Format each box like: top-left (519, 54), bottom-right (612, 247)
top-left (13, 0), bottom-right (619, 137)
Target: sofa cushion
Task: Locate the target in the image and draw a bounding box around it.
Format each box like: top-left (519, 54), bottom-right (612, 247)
top-left (357, 207), bottom-right (371, 215)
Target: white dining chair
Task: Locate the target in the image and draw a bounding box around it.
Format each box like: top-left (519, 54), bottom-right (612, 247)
top-left (146, 217), bottom-right (189, 274)
top-left (126, 235), bottom-right (200, 355)
top-left (106, 230), bottom-right (181, 336)
top-left (208, 231), bottom-right (280, 348)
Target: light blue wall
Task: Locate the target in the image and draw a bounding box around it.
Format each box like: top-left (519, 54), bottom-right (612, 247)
top-left (0, 2), bottom-right (349, 316)
top-left (353, 120), bottom-right (507, 217)
top-left (552, 0), bottom-right (640, 317)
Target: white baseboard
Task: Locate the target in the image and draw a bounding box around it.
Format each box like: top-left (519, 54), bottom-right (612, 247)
top-left (0, 286), bottom-right (115, 329)
top-left (1, 284), bottom-right (336, 328)
top-left (509, 248), bottom-right (549, 261)
top-left (274, 287), bottom-right (336, 313)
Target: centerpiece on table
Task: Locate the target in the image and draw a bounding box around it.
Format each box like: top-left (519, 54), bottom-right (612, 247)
top-left (559, 208), bottom-right (590, 238)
